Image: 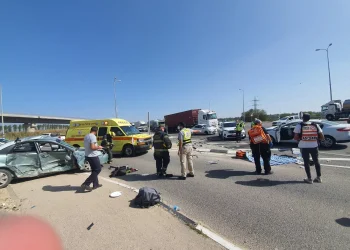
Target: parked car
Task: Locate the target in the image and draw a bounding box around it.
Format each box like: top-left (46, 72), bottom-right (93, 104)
top-left (266, 120), bottom-right (350, 148)
top-left (348, 114), bottom-right (350, 124)
top-left (42, 133), bottom-right (66, 141)
top-left (190, 124), bottom-right (217, 135)
top-left (272, 115), bottom-right (300, 126)
top-left (0, 137), bottom-right (108, 189)
top-left (0, 138), bottom-right (10, 145)
top-left (218, 121), bottom-right (246, 140)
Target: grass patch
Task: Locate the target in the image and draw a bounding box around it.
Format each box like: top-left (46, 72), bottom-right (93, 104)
top-left (4, 129), bottom-right (67, 140)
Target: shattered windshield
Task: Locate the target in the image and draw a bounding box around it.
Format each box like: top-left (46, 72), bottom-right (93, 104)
top-left (121, 126), bottom-right (141, 135)
top-left (207, 113), bottom-right (217, 119)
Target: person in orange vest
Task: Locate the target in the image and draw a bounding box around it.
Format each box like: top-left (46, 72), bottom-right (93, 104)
top-left (293, 113), bottom-right (324, 184)
top-left (248, 119), bottom-right (273, 175)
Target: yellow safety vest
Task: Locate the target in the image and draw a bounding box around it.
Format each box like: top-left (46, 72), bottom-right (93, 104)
top-left (182, 128), bottom-right (192, 145)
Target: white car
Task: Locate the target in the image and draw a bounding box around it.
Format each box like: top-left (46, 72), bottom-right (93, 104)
top-left (218, 121), bottom-right (246, 140)
top-left (42, 133), bottom-right (66, 141)
top-left (266, 119), bottom-right (350, 148)
top-left (190, 124), bottom-right (217, 135)
top-left (272, 115), bottom-right (300, 126)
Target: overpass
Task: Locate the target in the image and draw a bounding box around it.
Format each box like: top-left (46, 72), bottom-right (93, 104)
top-left (1, 113), bottom-right (85, 132)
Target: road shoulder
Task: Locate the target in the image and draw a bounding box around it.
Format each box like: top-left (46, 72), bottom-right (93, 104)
top-left (7, 173), bottom-right (223, 250)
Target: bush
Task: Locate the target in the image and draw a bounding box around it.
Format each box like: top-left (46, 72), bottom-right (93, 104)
top-left (4, 129), bottom-right (67, 140)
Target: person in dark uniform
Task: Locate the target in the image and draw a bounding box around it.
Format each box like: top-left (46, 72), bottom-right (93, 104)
top-left (101, 133), bottom-right (113, 164)
top-left (248, 119), bottom-right (273, 175)
top-left (153, 125), bottom-right (172, 178)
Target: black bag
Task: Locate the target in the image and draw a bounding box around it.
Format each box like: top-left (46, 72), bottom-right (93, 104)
top-left (134, 187), bottom-right (161, 208)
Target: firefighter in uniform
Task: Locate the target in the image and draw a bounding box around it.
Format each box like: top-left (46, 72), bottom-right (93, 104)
top-left (236, 119), bottom-right (245, 142)
top-left (101, 133), bottom-right (113, 164)
top-left (177, 122), bottom-right (194, 180)
top-left (248, 119), bottom-right (273, 175)
top-left (153, 125), bottom-right (173, 178)
top-left (293, 113), bottom-right (324, 184)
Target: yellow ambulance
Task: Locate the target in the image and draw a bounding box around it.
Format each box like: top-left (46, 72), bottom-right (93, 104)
top-left (65, 119), bottom-right (153, 157)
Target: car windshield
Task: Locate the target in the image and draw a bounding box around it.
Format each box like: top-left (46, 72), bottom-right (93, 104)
top-left (280, 117), bottom-right (288, 120)
top-left (121, 126), bottom-right (141, 135)
top-left (224, 122), bottom-right (236, 127)
top-left (207, 113), bottom-right (217, 119)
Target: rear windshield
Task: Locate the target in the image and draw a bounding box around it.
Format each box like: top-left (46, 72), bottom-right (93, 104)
top-left (224, 123), bottom-right (236, 127)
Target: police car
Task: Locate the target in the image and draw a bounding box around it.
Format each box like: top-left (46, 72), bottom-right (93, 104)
top-left (266, 119), bottom-right (350, 148)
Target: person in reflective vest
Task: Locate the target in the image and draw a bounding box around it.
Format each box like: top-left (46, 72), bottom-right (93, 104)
top-left (153, 125), bottom-right (172, 178)
top-left (293, 113), bottom-right (324, 184)
top-left (177, 122), bottom-right (194, 180)
top-left (248, 119), bottom-right (273, 175)
top-left (236, 120), bottom-right (245, 143)
top-left (101, 133), bottom-right (113, 164)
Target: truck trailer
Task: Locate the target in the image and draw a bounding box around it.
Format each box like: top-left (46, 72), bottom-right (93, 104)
top-left (164, 109), bottom-right (218, 133)
top-left (321, 99), bottom-right (350, 121)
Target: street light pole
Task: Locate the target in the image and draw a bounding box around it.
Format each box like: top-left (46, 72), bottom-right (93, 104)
top-left (316, 43), bottom-right (333, 101)
top-left (0, 85), bottom-right (4, 137)
top-left (239, 89), bottom-right (245, 122)
top-left (113, 77), bottom-right (121, 118)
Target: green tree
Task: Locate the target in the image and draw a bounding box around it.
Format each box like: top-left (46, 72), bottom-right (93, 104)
top-left (13, 124), bottom-right (18, 132)
top-left (7, 125), bottom-right (12, 133)
top-left (243, 109), bottom-right (268, 121)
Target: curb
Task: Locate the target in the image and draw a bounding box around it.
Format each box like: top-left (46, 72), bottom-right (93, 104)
top-left (91, 174), bottom-right (242, 250)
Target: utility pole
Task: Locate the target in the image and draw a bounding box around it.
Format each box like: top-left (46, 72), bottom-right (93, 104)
top-left (239, 89), bottom-right (245, 122)
top-left (0, 85), bottom-right (4, 138)
top-left (113, 77), bottom-right (122, 118)
top-left (147, 112), bottom-right (150, 135)
top-left (252, 96), bottom-right (260, 119)
top-left (316, 43), bottom-right (333, 101)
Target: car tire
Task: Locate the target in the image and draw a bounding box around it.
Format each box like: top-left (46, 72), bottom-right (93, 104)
top-left (205, 131), bottom-right (209, 135)
top-left (326, 114), bottom-right (334, 121)
top-left (320, 135), bottom-right (336, 148)
top-left (123, 144), bottom-right (135, 157)
top-left (0, 169), bottom-right (13, 189)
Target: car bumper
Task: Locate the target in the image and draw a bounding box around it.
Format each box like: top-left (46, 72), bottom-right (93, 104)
top-left (224, 133), bottom-right (246, 138)
top-left (135, 144), bottom-right (152, 152)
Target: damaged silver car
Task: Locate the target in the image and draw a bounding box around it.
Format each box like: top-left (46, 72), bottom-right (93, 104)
top-left (0, 137), bottom-right (109, 188)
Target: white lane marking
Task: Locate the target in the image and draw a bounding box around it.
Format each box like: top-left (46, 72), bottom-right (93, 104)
top-left (83, 173), bottom-right (139, 193)
top-left (321, 164), bottom-right (350, 169)
top-left (319, 158), bottom-right (350, 161)
top-left (84, 173), bottom-right (241, 249)
top-left (319, 152), bottom-right (350, 157)
top-left (196, 225), bottom-right (242, 250)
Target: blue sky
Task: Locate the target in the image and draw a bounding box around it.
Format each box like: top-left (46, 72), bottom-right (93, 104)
top-left (1, 0), bottom-right (349, 122)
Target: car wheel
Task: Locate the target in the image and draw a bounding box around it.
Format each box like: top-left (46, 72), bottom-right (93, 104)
top-left (326, 114), bottom-right (334, 121)
top-left (0, 169), bottom-right (13, 189)
top-left (123, 145), bottom-right (135, 157)
top-left (320, 135), bottom-right (336, 148)
top-left (84, 160), bottom-right (91, 171)
top-left (205, 131), bottom-right (209, 135)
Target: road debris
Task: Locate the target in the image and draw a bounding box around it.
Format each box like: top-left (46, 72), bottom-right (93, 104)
top-left (173, 205), bottom-right (180, 211)
top-left (109, 191), bottom-right (122, 198)
top-left (87, 223), bottom-right (94, 230)
top-left (207, 161), bottom-right (218, 165)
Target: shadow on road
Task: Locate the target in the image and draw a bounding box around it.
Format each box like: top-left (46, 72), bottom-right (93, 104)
top-left (115, 173), bottom-right (179, 182)
top-left (42, 185), bottom-right (88, 193)
top-left (205, 169), bottom-right (256, 179)
top-left (320, 144), bottom-right (348, 151)
top-left (335, 218), bottom-right (350, 227)
top-left (235, 179), bottom-right (304, 187)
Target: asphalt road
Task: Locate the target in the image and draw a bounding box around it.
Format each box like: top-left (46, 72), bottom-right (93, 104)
top-left (100, 149), bottom-right (350, 250)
